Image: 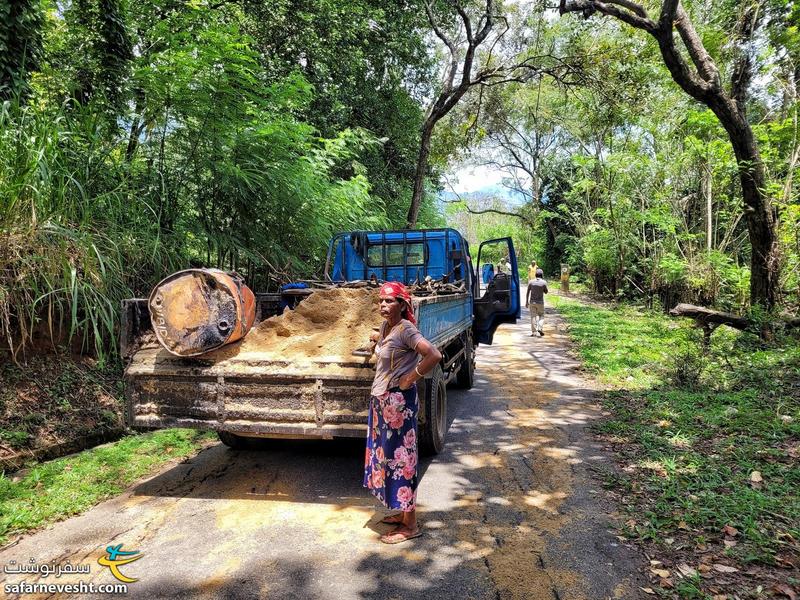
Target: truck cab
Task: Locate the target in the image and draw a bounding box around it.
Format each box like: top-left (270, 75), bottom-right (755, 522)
top-left (325, 228), bottom-right (520, 345)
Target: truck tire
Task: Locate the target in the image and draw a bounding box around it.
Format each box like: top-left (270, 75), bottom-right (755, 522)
top-left (418, 365), bottom-right (447, 456)
top-left (217, 431), bottom-right (250, 450)
top-left (454, 330), bottom-right (475, 389)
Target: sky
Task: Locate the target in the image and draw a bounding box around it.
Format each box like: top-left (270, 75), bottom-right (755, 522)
top-left (447, 164), bottom-right (507, 193)
top-left (445, 164), bottom-right (529, 207)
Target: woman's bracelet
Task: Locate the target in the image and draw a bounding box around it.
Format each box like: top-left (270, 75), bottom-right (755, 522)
top-left (414, 364), bottom-right (424, 378)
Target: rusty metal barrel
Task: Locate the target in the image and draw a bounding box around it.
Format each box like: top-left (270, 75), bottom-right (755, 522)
top-left (149, 269), bottom-right (256, 357)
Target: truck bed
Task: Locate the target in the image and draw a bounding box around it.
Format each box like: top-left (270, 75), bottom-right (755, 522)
top-left (126, 342), bottom-right (376, 438)
top-left (122, 291), bottom-right (471, 439)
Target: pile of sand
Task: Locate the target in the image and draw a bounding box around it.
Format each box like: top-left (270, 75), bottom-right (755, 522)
top-left (240, 288), bottom-right (382, 363)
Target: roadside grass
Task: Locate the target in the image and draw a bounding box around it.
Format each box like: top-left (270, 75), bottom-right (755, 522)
top-left (0, 429), bottom-right (214, 545)
top-left (550, 293), bottom-right (800, 595)
top-left (549, 294), bottom-right (688, 388)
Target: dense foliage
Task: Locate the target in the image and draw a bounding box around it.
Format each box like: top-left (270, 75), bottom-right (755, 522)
top-left (0, 0), bottom-right (439, 360)
top-left (442, 1), bottom-right (799, 316)
top-left (2, 0), bottom-right (798, 359)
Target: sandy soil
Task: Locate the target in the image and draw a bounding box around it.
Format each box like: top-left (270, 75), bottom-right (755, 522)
top-left (242, 288), bottom-right (382, 362)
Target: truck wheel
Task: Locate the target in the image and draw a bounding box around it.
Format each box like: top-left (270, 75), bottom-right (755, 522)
top-left (454, 331), bottom-right (475, 389)
top-left (217, 431), bottom-right (250, 449)
top-left (419, 365), bottom-right (447, 456)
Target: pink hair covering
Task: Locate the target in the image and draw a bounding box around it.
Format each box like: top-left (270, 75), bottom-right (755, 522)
top-left (379, 282), bottom-right (416, 326)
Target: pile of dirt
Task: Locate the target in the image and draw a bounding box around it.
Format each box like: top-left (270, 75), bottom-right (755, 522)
top-left (242, 288), bottom-right (383, 362)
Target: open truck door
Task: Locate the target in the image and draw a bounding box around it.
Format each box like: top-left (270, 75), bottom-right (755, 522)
top-left (473, 237), bottom-right (521, 344)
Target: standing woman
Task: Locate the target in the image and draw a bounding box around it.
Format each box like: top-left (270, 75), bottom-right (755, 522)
top-left (364, 282), bottom-right (442, 544)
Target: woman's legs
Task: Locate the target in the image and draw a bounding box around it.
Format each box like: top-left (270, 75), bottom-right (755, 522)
top-left (379, 508), bottom-right (416, 526)
top-left (402, 509), bottom-right (417, 531)
top-left (377, 386), bottom-right (422, 543)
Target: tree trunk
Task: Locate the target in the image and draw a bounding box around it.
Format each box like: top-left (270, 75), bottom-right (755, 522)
top-left (406, 121), bottom-right (435, 229)
top-left (558, 0), bottom-right (781, 309)
top-left (656, 34), bottom-right (780, 310)
top-left (703, 159), bottom-right (712, 252)
top-left (125, 90), bottom-right (145, 161)
top-left (706, 97), bottom-right (779, 310)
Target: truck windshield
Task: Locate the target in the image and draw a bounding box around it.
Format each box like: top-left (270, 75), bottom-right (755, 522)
top-left (366, 243), bottom-right (425, 267)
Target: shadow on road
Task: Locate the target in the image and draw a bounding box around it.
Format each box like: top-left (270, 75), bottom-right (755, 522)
top-left (0, 302), bottom-right (645, 600)
top-left (120, 306), bottom-right (644, 599)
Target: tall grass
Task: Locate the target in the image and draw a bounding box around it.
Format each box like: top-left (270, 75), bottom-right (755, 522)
top-left (0, 81), bottom-right (393, 362)
top-left (0, 100), bottom-right (183, 363)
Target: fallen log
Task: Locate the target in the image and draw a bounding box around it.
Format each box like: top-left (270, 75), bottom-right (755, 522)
top-left (669, 304), bottom-right (750, 331)
top-left (669, 303), bottom-right (800, 349)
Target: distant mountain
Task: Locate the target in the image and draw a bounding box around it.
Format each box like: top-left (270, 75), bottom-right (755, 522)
top-left (439, 185), bottom-right (528, 206)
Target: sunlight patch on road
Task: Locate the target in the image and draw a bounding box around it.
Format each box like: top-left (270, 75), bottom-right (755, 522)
top-left (524, 490), bottom-right (569, 512)
top-left (214, 499), bottom-right (375, 545)
top-left (455, 451), bottom-right (503, 469)
top-left (452, 323), bottom-right (592, 599)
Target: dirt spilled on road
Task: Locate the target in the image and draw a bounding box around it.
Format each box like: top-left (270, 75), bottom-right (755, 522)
top-left (450, 325), bottom-right (589, 600)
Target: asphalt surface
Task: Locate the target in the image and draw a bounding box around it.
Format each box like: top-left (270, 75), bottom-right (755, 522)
top-left (0, 297), bottom-right (647, 599)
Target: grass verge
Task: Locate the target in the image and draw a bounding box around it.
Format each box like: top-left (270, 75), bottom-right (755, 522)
top-left (550, 293), bottom-right (799, 598)
top-left (0, 428), bottom-right (214, 546)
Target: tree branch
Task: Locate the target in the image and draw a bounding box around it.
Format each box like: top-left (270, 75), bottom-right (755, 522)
top-left (446, 200), bottom-right (535, 227)
top-left (426, 0), bottom-right (459, 93)
top-left (652, 13), bottom-right (714, 100)
top-left (442, 179), bottom-right (534, 227)
top-left (605, 0), bottom-right (650, 19)
top-left (460, 206), bottom-right (535, 226)
top-left (454, 2), bottom-right (474, 44)
top-left (426, 1), bottom-right (457, 56)
top-left (673, 6), bottom-right (720, 85)
top-left (659, 0), bottom-right (679, 29)
top-left (458, 0), bottom-right (495, 89)
top-left (730, 2), bottom-right (760, 106)
top-left (559, 0), bottom-right (657, 31)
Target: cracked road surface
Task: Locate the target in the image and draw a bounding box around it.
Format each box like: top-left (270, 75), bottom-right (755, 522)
top-left (1, 300), bottom-right (645, 599)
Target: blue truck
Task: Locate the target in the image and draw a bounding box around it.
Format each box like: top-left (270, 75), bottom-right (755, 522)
top-left (121, 228), bottom-right (520, 455)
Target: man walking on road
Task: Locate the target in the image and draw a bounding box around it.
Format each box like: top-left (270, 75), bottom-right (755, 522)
top-left (525, 269), bottom-right (548, 336)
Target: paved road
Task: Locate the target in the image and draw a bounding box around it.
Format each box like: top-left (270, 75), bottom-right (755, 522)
top-left (1, 299), bottom-right (646, 599)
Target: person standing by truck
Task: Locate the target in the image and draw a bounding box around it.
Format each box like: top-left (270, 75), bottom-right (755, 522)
top-left (364, 282), bottom-right (442, 544)
top-left (525, 269), bottom-right (548, 336)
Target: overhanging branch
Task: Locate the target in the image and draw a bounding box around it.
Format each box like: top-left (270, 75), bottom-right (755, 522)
top-left (447, 201), bottom-right (535, 227)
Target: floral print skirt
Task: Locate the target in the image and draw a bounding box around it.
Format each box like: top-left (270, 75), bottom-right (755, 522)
top-left (363, 385), bottom-right (418, 512)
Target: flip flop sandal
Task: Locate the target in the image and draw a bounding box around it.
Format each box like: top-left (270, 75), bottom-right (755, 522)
top-left (380, 528), bottom-right (423, 544)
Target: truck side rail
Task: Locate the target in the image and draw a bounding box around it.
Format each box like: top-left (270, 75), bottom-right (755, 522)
top-left (412, 293), bottom-right (472, 350)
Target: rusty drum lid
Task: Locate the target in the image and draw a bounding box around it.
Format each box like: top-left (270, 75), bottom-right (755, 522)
top-left (149, 269), bottom-right (240, 356)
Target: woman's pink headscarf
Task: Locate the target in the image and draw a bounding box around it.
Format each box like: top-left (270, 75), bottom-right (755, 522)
top-left (379, 282), bottom-right (416, 326)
